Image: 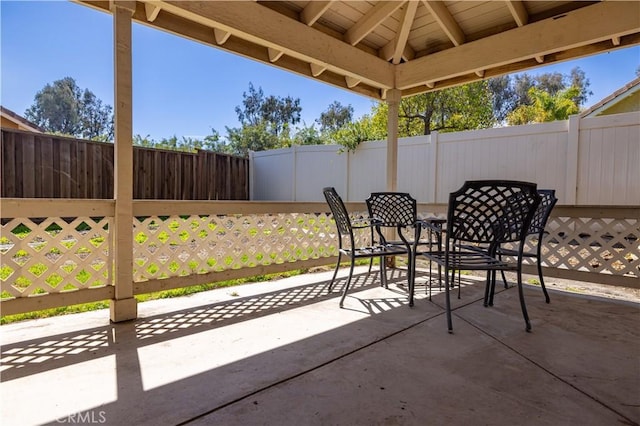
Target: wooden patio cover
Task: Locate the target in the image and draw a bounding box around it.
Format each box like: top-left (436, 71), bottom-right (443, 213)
top-left (80, 1), bottom-right (639, 100)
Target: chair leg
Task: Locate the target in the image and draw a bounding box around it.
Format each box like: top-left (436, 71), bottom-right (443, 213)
top-left (328, 252), bottom-right (342, 292)
top-left (380, 256), bottom-right (388, 289)
top-left (408, 253), bottom-right (415, 307)
top-left (339, 259), bottom-right (356, 307)
top-left (368, 258), bottom-right (374, 274)
top-left (516, 265), bottom-right (532, 332)
top-left (537, 245), bottom-right (551, 303)
top-left (488, 269), bottom-right (498, 306)
top-left (483, 270), bottom-right (492, 307)
top-left (500, 270), bottom-right (509, 289)
top-left (444, 267), bottom-right (453, 333)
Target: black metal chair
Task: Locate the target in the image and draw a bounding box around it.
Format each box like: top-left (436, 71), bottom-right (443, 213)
top-left (366, 192), bottom-right (420, 306)
top-left (493, 189), bottom-right (558, 303)
top-left (421, 180), bottom-right (541, 333)
top-left (323, 187), bottom-right (410, 307)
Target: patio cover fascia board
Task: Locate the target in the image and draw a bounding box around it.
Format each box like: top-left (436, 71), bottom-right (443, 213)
top-left (396, 1), bottom-right (640, 91)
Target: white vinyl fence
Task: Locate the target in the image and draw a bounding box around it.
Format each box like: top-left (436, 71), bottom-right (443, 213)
top-left (249, 112), bottom-right (640, 206)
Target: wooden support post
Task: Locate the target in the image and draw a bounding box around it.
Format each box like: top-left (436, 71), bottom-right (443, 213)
top-left (386, 89), bottom-right (401, 192)
top-left (385, 89), bottom-right (401, 267)
top-left (110, 1), bottom-right (137, 322)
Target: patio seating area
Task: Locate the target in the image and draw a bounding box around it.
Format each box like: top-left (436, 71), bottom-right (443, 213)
top-left (2, 266), bottom-right (638, 426)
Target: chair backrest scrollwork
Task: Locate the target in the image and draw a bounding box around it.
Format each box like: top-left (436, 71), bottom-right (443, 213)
top-left (447, 180), bottom-right (541, 245)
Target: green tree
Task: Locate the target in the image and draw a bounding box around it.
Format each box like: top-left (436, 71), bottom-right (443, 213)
top-left (330, 114), bottom-right (386, 152)
top-left (225, 122), bottom-right (280, 156)
top-left (490, 67), bottom-right (591, 123)
top-left (317, 101), bottom-right (354, 133)
top-left (25, 77), bottom-right (114, 140)
top-left (397, 81), bottom-right (495, 135)
top-left (234, 83), bottom-right (301, 136)
top-left (292, 124), bottom-right (327, 146)
top-left (80, 90), bottom-right (113, 141)
top-left (223, 83), bottom-right (303, 155)
top-left (507, 86), bottom-right (581, 125)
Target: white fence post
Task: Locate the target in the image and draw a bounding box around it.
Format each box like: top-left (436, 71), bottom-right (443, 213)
top-left (291, 145), bottom-right (297, 201)
top-left (566, 115), bottom-right (580, 205)
top-left (428, 131), bottom-right (438, 203)
top-left (248, 150), bottom-right (255, 200)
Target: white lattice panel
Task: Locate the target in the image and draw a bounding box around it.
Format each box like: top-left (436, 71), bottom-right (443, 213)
top-left (0, 217), bottom-right (112, 298)
top-left (542, 217), bottom-right (639, 277)
top-left (132, 213), bottom-right (341, 282)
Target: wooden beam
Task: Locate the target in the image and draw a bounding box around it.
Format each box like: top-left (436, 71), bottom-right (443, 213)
top-left (344, 1), bottom-right (405, 46)
top-left (156, 1), bottom-right (394, 89)
top-left (380, 39), bottom-right (415, 62)
top-left (535, 55), bottom-right (544, 64)
top-left (397, 1), bottom-right (640, 90)
top-left (422, 0), bottom-right (465, 46)
top-left (301, 0), bottom-right (333, 26)
top-left (506, 0), bottom-right (528, 27)
top-left (392, 1), bottom-right (419, 64)
top-left (612, 36), bottom-right (621, 46)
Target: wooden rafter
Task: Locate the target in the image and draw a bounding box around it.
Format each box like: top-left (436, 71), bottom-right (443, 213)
top-left (344, 1), bottom-right (405, 46)
top-left (391, 1), bottom-right (418, 64)
top-left (506, 0), bottom-right (528, 27)
top-left (301, 1), bottom-right (334, 26)
top-left (422, 0), bottom-right (465, 47)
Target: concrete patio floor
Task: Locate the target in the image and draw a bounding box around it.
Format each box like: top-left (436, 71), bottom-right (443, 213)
top-left (1, 267), bottom-right (638, 426)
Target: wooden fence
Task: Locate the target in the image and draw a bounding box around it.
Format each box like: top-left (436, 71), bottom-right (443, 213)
top-left (0, 129), bottom-right (249, 200)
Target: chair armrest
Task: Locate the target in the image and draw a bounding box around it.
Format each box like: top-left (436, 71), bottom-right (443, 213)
top-left (418, 218), bottom-right (446, 234)
top-left (351, 216), bottom-right (382, 229)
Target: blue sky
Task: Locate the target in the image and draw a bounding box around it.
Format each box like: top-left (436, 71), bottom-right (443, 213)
top-left (2, 1), bottom-right (639, 141)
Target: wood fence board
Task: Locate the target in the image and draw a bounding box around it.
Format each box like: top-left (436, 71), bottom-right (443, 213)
top-left (1, 131), bottom-right (16, 197)
top-left (40, 137), bottom-right (54, 197)
top-left (21, 133), bottom-right (35, 197)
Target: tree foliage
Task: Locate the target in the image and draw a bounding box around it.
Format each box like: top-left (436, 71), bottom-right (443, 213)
top-left (329, 115), bottom-right (386, 152)
top-left (234, 83), bottom-right (301, 136)
top-left (317, 101), bottom-right (354, 133)
top-left (403, 82), bottom-right (495, 135)
top-left (490, 67), bottom-right (591, 124)
top-left (507, 86), bottom-right (581, 125)
top-left (25, 77), bottom-right (114, 141)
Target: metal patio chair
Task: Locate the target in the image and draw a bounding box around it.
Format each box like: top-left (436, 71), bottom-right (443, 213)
top-left (492, 189), bottom-right (558, 304)
top-left (421, 180), bottom-right (541, 333)
top-left (323, 187), bottom-right (410, 307)
top-left (366, 192), bottom-right (440, 307)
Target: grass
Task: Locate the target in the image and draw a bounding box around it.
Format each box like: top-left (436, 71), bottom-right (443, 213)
top-left (0, 268), bottom-right (311, 325)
